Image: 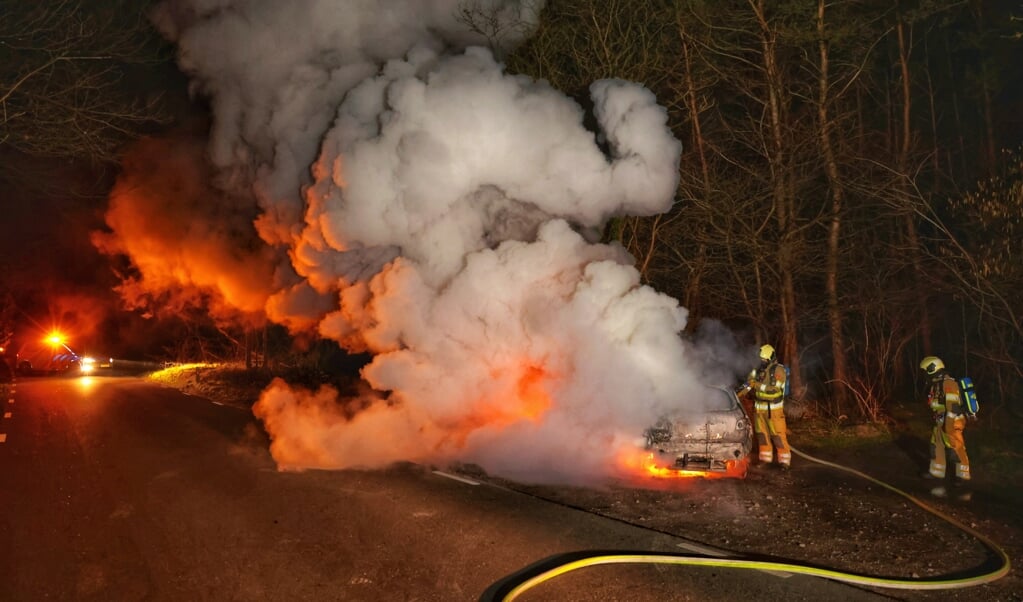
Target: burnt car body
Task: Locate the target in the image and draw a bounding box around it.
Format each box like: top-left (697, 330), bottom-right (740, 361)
top-left (644, 386), bottom-right (753, 475)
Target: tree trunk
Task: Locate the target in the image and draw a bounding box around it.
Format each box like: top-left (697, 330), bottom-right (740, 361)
top-left (971, 2), bottom-right (998, 175)
top-left (895, 10), bottom-right (932, 355)
top-left (816, 0), bottom-right (850, 411)
top-left (677, 19), bottom-right (710, 319)
top-left (751, 0), bottom-right (801, 397)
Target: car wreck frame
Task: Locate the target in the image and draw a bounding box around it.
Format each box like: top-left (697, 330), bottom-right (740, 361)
top-left (643, 386), bottom-right (754, 475)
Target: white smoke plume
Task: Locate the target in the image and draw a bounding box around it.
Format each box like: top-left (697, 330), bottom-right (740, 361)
top-left (138, 0), bottom-right (744, 484)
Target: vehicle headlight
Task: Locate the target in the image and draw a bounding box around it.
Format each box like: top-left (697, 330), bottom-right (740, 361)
top-left (80, 357), bottom-right (96, 373)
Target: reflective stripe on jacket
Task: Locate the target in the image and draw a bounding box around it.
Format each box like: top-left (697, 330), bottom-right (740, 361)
top-left (748, 363), bottom-right (787, 402)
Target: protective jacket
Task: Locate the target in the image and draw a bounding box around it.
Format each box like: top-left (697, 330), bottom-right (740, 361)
top-left (746, 362), bottom-right (790, 467)
top-left (927, 373), bottom-right (971, 481)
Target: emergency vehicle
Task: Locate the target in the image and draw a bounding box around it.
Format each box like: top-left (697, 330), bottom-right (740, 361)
top-left (5, 331), bottom-right (96, 376)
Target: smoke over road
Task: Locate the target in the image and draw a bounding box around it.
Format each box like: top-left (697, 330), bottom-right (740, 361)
top-left (98, 0), bottom-right (749, 484)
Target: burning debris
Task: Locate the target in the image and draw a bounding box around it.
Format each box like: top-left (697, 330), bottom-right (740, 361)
top-left (98, 0), bottom-right (754, 484)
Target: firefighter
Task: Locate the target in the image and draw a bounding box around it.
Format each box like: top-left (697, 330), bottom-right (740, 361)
top-left (740, 344), bottom-right (791, 469)
top-left (919, 356), bottom-right (971, 499)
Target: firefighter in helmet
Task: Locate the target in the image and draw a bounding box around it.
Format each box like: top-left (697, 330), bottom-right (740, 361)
top-left (740, 344), bottom-right (791, 469)
top-left (919, 356), bottom-right (971, 498)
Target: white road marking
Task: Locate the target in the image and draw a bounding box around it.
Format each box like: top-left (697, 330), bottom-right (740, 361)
top-left (676, 542), bottom-right (791, 578)
top-left (7, 398), bottom-right (13, 404)
top-left (432, 470), bottom-right (479, 485)
top-left (3, 412), bottom-right (10, 418)
top-left (0, 433), bottom-right (6, 443)
top-left (676, 541), bottom-right (729, 557)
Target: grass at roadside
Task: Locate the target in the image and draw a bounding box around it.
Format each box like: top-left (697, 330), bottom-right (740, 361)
top-left (791, 398), bottom-right (1023, 497)
top-left (147, 361), bottom-right (365, 409)
top-left (790, 418), bottom-right (895, 449)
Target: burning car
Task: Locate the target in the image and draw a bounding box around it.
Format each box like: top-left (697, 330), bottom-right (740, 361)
top-left (643, 386), bottom-right (753, 478)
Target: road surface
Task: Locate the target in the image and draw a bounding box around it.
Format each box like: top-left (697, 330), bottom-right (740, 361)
top-left (0, 376), bottom-right (889, 601)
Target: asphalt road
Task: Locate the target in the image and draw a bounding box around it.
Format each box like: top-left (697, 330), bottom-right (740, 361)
top-left (0, 376), bottom-right (891, 601)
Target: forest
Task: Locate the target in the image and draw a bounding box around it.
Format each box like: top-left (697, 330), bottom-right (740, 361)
top-left (493, 0), bottom-right (1023, 422)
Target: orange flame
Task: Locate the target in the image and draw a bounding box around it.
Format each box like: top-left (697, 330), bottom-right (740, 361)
top-left (515, 365), bottom-right (552, 421)
top-left (618, 450), bottom-right (748, 481)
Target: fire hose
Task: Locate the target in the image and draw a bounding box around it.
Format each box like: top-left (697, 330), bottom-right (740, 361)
top-left (479, 445), bottom-right (1011, 601)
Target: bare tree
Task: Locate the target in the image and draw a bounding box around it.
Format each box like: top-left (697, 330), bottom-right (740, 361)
top-left (455, 0), bottom-right (546, 61)
top-left (816, 0), bottom-right (851, 412)
top-left (0, 0), bottom-right (172, 165)
top-left (812, 0), bottom-right (893, 414)
top-left (942, 146), bottom-right (1023, 416)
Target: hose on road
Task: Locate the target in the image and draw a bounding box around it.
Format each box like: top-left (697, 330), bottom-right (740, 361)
top-left (479, 445), bottom-right (1011, 601)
